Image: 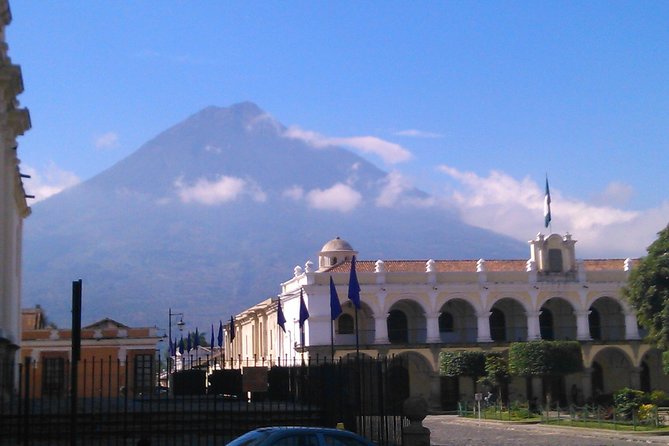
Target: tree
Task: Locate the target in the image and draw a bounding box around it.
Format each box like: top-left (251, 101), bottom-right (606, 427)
top-left (479, 353), bottom-right (510, 403)
top-left (623, 224), bottom-right (669, 370)
top-left (508, 340), bottom-right (583, 405)
top-left (439, 351), bottom-right (487, 393)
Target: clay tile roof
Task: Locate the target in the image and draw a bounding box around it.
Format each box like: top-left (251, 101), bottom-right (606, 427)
top-left (583, 259), bottom-right (628, 271)
top-left (485, 260), bottom-right (528, 272)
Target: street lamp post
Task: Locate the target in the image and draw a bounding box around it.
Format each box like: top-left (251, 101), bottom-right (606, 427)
top-left (167, 308), bottom-right (185, 395)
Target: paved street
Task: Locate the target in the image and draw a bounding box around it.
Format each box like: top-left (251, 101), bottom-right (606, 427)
top-left (424, 415), bottom-right (669, 446)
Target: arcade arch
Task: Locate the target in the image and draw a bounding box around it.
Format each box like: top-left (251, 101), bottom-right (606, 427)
top-left (387, 300), bottom-right (427, 344)
top-left (540, 297), bottom-right (577, 340)
top-left (589, 297), bottom-right (625, 341)
top-left (438, 299), bottom-right (477, 343)
top-left (489, 298), bottom-right (527, 342)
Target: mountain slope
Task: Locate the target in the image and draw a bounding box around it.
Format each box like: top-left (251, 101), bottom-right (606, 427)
top-left (23, 102), bottom-right (527, 329)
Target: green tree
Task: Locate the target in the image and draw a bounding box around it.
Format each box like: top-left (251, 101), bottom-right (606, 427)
top-left (508, 340), bottom-right (583, 404)
top-left (479, 353), bottom-right (510, 403)
top-left (622, 224), bottom-right (669, 371)
top-left (439, 351), bottom-right (486, 393)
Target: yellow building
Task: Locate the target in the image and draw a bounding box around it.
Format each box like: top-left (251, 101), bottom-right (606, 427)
top-left (231, 233), bottom-right (669, 409)
top-left (20, 306), bottom-right (162, 398)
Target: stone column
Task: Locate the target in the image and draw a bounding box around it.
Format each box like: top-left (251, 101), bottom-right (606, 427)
top-left (526, 311), bottom-right (541, 340)
top-left (374, 314), bottom-right (389, 344)
top-left (624, 311), bottom-right (641, 340)
top-left (630, 366), bottom-right (642, 389)
top-left (575, 310), bottom-right (592, 341)
top-left (429, 373), bottom-right (442, 409)
top-left (476, 312), bottom-right (492, 343)
top-left (426, 311), bottom-right (441, 343)
top-left (581, 368), bottom-right (593, 402)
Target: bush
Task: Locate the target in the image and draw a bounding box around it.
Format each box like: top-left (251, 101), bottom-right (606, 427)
top-left (440, 351), bottom-right (486, 378)
top-left (613, 387), bottom-right (648, 419)
top-left (508, 340), bottom-right (583, 377)
top-left (638, 403), bottom-right (657, 423)
top-left (649, 389), bottom-right (669, 406)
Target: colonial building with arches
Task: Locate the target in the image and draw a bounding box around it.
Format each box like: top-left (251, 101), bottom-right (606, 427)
top-left (230, 234), bottom-right (669, 409)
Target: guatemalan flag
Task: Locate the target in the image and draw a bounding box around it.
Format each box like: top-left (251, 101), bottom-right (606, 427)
top-left (544, 177), bottom-right (552, 228)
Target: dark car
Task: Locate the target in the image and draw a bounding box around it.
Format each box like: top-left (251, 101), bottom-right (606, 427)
top-left (226, 427), bottom-right (376, 446)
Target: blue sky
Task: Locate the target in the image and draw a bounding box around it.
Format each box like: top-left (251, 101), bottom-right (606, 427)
top-left (8, 1), bottom-right (669, 257)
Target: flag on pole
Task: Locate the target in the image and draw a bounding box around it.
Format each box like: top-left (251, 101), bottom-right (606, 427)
top-left (178, 336), bottom-right (184, 355)
top-left (299, 289), bottom-right (309, 328)
top-left (330, 276), bottom-right (342, 320)
top-left (210, 324), bottom-right (214, 351)
top-left (217, 320), bottom-right (223, 348)
top-left (348, 256), bottom-right (361, 309)
top-left (229, 316), bottom-right (236, 343)
top-left (186, 332), bottom-right (192, 352)
top-left (277, 296), bottom-right (287, 332)
top-left (544, 177), bottom-right (552, 228)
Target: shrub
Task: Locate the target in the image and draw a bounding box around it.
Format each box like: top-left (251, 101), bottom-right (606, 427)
top-left (613, 387), bottom-right (648, 419)
top-left (649, 389), bottom-right (669, 406)
top-left (508, 340), bottom-right (583, 377)
top-left (439, 351), bottom-right (486, 378)
top-left (638, 403), bottom-right (657, 423)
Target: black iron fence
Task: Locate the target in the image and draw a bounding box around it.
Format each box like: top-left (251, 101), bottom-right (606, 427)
top-left (0, 355), bottom-right (406, 446)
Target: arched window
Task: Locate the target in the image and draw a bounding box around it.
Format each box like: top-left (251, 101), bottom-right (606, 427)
top-left (539, 308), bottom-right (554, 340)
top-left (387, 310), bottom-right (408, 344)
top-left (589, 308), bottom-right (601, 340)
top-left (337, 314), bottom-right (354, 335)
top-left (489, 308), bottom-right (506, 341)
top-left (439, 312), bottom-right (454, 333)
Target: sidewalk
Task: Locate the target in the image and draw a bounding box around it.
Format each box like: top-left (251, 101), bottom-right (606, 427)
top-left (424, 414), bottom-right (669, 445)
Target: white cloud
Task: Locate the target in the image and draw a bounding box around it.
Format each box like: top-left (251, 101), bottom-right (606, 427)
top-left (94, 132), bottom-right (120, 150)
top-left (282, 185), bottom-right (304, 201)
top-left (376, 171), bottom-right (411, 207)
top-left (592, 181), bottom-right (634, 207)
top-left (175, 175), bottom-right (266, 205)
top-left (284, 126), bottom-right (412, 164)
top-left (21, 163), bottom-right (80, 202)
top-left (305, 183), bottom-right (362, 213)
top-left (394, 129), bottom-right (443, 138)
top-left (436, 165), bottom-right (669, 257)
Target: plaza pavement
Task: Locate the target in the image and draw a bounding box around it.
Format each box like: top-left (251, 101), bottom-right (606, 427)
top-left (424, 414), bottom-right (669, 446)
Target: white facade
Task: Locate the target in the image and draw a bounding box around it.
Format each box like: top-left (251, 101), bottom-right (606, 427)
top-left (232, 233), bottom-right (669, 409)
top-left (0, 0), bottom-right (31, 399)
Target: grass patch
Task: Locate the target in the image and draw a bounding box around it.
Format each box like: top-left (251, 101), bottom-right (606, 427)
top-left (545, 418), bottom-right (669, 432)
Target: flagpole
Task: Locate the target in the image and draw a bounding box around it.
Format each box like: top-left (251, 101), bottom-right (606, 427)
top-left (330, 318), bottom-right (335, 360)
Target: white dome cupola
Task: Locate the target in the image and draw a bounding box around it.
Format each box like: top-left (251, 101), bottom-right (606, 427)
top-left (318, 237), bottom-right (358, 270)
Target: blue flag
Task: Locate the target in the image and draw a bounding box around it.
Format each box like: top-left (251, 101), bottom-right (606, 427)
top-left (186, 333), bottom-right (192, 352)
top-left (277, 297), bottom-right (287, 332)
top-left (217, 320), bottom-right (223, 348)
top-left (178, 336), bottom-right (184, 355)
top-left (299, 289), bottom-right (309, 328)
top-left (210, 325), bottom-right (214, 350)
top-left (330, 276), bottom-right (342, 320)
top-left (194, 327), bottom-right (200, 350)
top-left (544, 177), bottom-right (552, 228)
top-left (348, 256), bottom-right (361, 309)
top-left (229, 316), bottom-right (236, 343)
